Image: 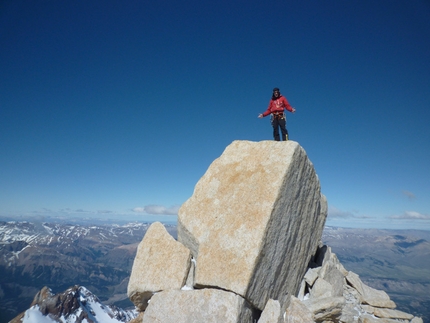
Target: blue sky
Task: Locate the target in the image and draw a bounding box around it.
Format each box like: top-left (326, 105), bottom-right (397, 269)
top-left (1, 0), bottom-right (429, 230)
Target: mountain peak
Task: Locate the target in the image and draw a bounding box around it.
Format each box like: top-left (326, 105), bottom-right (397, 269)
top-left (10, 285), bottom-right (136, 323)
top-left (127, 140), bottom-right (423, 322)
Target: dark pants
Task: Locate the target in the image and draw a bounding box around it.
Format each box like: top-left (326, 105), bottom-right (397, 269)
top-left (271, 117), bottom-right (288, 141)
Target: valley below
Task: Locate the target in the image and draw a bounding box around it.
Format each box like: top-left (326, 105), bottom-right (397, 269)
top-left (323, 226), bottom-right (430, 322)
top-left (0, 219), bottom-right (429, 323)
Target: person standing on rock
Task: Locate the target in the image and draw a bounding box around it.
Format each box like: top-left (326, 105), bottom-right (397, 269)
top-left (258, 87), bottom-right (296, 141)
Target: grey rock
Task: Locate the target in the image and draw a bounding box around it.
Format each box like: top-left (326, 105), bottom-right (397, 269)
top-left (321, 264), bottom-right (345, 297)
top-left (142, 289), bottom-right (256, 323)
top-left (297, 280), bottom-right (307, 301)
top-left (307, 247), bottom-right (345, 299)
top-left (339, 303), bottom-right (360, 323)
top-left (124, 141), bottom-right (419, 323)
top-left (372, 307), bottom-right (414, 320)
top-left (258, 299), bottom-right (282, 323)
top-left (346, 272), bottom-right (396, 309)
top-left (284, 295), bottom-right (314, 323)
top-left (360, 304), bottom-right (375, 314)
top-left (310, 277), bottom-right (334, 299)
top-left (303, 296), bottom-right (345, 323)
top-left (127, 222), bottom-right (191, 310)
top-left (358, 315), bottom-right (408, 323)
top-left (304, 267), bottom-right (320, 286)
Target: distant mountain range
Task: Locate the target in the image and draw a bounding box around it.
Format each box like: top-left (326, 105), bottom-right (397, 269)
top-left (0, 220), bottom-right (428, 323)
top-left (0, 220), bottom-right (176, 323)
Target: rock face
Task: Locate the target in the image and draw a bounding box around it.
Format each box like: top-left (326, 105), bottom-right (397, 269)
top-left (258, 299), bottom-right (282, 323)
top-left (293, 245), bottom-right (422, 323)
top-left (345, 271), bottom-right (396, 309)
top-left (142, 289), bottom-right (256, 323)
top-left (178, 140), bottom-right (327, 309)
top-left (127, 140), bottom-right (422, 323)
top-left (127, 222), bottom-right (191, 310)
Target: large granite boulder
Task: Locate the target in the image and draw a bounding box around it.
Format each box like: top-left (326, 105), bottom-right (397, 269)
top-left (178, 140), bottom-right (327, 310)
top-left (127, 222), bottom-right (191, 310)
top-left (258, 299), bottom-right (282, 323)
top-left (284, 296), bottom-right (314, 323)
top-left (142, 289), bottom-right (256, 323)
top-left (125, 140), bottom-right (423, 323)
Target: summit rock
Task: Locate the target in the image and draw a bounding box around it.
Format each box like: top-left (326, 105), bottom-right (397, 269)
top-left (177, 140), bottom-right (327, 310)
top-left (127, 140), bottom-right (422, 322)
top-left (128, 222), bottom-right (191, 311)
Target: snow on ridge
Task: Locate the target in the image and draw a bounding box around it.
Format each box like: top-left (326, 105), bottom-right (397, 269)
top-left (0, 221), bottom-right (151, 246)
top-left (21, 286), bottom-right (136, 323)
top-left (10, 244), bottom-right (30, 259)
top-left (76, 286), bottom-right (137, 323)
top-left (23, 305), bottom-right (57, 323)
top-left (42, 223), bottom-right (54, 235)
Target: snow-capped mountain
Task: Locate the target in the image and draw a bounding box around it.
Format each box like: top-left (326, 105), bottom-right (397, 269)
top-left (10, 285), bottom-right (137, 323)
top-left (0, 221), bottom-right (153, 249)
top-left (0, 220), bottom-right (176, 323)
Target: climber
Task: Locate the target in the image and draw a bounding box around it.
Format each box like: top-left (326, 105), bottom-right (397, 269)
top-left (258, 88), bottom-right (296, 141)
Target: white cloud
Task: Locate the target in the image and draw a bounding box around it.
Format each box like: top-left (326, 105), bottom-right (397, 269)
top-left (59, 208), bottom-right (94, 214)
top-left (354, 215), bottom-right (373, 219)
top-left (97, 210), bottom-right (113, 214)
top-left (33, 208), bottom-right (112, 216)
top-left (402, 190), bottom-right (416, 200)
top-left (389, 211), bottom-right (430, 220)
top-left (328, 206), bottom-right (355, 219)
top-left (132, 205), bottom-right (180, 216)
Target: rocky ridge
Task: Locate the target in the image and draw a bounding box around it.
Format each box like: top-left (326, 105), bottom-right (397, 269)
top-left (294, 245), bottom-right (422, 323)
top-left (127, 140), bottom-right (422, 322)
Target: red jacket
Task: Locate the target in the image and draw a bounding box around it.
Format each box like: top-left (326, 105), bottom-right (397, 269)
top-left (262, 95), bottom-right (293, 117)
